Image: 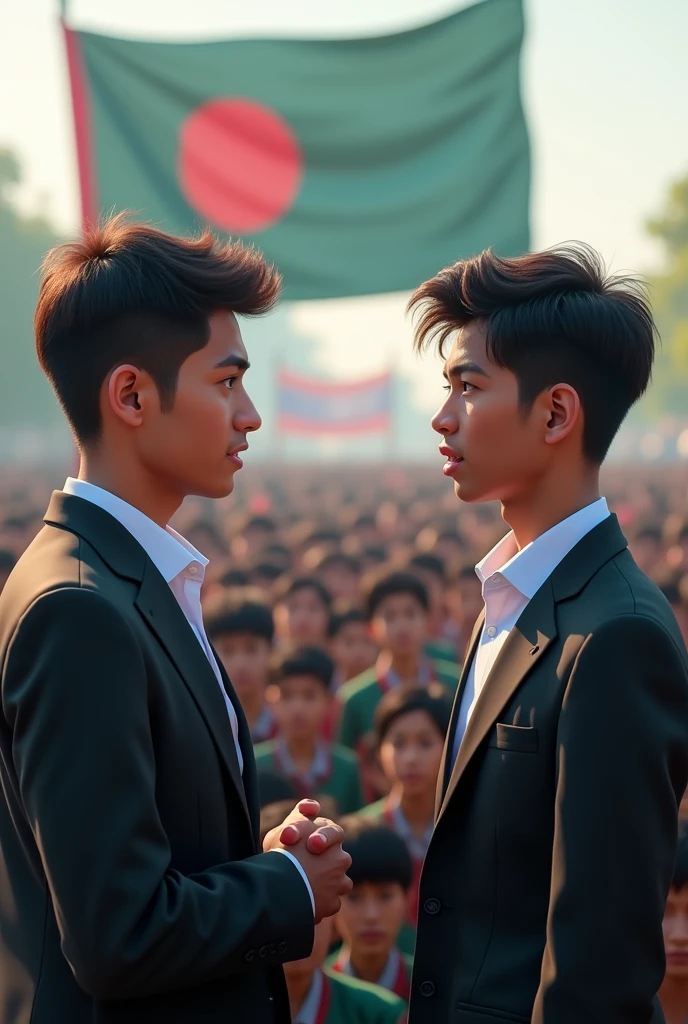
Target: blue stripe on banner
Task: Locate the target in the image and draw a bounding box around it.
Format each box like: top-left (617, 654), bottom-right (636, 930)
top-left (278, 378), bottom-right (392, 425)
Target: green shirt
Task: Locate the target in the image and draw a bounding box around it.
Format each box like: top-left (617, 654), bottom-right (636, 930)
top-left (252, 740), bottom-right (364, 815)
top-left (337, 658), bottom-right (460, 752)
top-left (322, 968), bottom-right (405, 1024)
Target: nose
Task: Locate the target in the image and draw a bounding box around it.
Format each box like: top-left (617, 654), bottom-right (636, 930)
top-left (431, 395), bottom-right (458, 437)
top-left (235, 388), bottom-right (262, 433)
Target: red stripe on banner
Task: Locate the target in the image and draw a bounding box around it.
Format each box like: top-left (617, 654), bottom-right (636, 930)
top-left (278, 412), bottom-right (391, 435)
top-left (62, 21), bottom-right (98, 229)
top-left (278, 368), bottom-right (391, 395)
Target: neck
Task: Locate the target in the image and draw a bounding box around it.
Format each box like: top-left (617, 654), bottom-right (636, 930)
top-left (287, 970), bottom-right (316, 1021)
top-left (350, 948), bottom-right (390, 986)
top-left (659, 976), bottom-right (688, 1024)
top-left (78, 448), bottom-right (182, 529)
top-left (286, 735), bottom-right (317, 765)
top-left (379, 650), bottom-right (421, 684)
top-left (398, 787), bottom-right (435, 833)
top-left (501, 461), bottom-right (600, 550)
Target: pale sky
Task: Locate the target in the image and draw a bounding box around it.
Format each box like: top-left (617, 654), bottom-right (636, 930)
top-left (1, 0), bottom-right (687, 416)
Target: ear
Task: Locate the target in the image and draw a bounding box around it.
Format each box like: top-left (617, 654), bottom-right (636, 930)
top-left (543, 383), bottom-right (581, 447)
top-left (106, 364), bottom-right (157, 428)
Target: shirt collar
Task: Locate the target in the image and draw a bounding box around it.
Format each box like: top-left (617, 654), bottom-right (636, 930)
top-left (475, 498), bottom-right (610, 601)
top-left (63, 478), bottom-right (207, 584)
top-left (294, 968), bottom-right (323, 1024)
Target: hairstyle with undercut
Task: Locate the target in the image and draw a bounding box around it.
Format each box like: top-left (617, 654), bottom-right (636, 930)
top-left (35, 213), bottom-right (280, 445)
top-left (409, 244), bottom-right (656, 463)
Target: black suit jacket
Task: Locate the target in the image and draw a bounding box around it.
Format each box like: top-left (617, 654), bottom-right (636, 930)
top-left (410, 515), bottom-right (688, 1024)
top-left (0, 492), bottom-right (313, 1024)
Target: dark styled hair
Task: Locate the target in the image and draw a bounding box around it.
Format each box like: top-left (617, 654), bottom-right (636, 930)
top-left (275, 576), bottom-right (332, 610)
top-left (204, 597), bottom-right (274, 643)
top-left (672, 832), bottom-right (688, 891)
top-left (408, 552), bottom-right (447, 583)
top-left (374, 685), bottom-right (453, 748)
top-left (271, 646), bottom-right (335, 691)
top-left (364, 570), bottom-right (429, 620)
top-left (313, 550), bottom-right (361, 575)
top-left (328, 607), bottom-right (367, 639)
top-left (340, 817), bottom-right (413, 890)
top-left (35, 213), bottom-right (281, 444)
top-left (408, 244), bottom-right (657, 463)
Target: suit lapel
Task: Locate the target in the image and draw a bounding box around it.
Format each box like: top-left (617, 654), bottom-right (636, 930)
top-left (135, 563), bottom-right (253, 833)
top-left (435, 609), bottom-right (485, 818)
top-left (210, 641), bottom-right (261, 847)
top-left (45, 491), bottom-right (256, 834)
top-left (437, 580), bottom-right (557, 824)
top-left (435, 514), bottom-right (630, 824)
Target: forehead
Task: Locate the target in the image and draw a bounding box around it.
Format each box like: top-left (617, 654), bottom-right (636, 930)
top-left (206, 310), bottom-right (247, 362)
top-left (446, 320), bottom-right (488, 364)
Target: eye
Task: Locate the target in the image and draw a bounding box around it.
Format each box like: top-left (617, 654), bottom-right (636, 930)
top-left (222, 376), bottom-right (237, 391)
top-left (462, 380), bottom-right (475, 393)
top-left (442, 384), bottom-right (451, 393)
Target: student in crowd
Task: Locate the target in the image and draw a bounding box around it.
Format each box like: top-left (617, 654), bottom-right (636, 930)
top-left (328, 608), bottom-right (378, 691)
top-left (360, 687), bottom-right (452, 942)
top-left (274, 576), bottom-right (332, 647)
top-left (254, 647), bottom-right (364, 815)
top-left (204, 595), bottom-right (277, 743)
top-left (659, 833), bottom-right (688, 1024)
top-left (313, 551), bottom-right (362, 605)
top-left (405, 552), bottom-right (460, 662)
top-left (452, 564), bottom-right (484, 651)
top-left (337, 572), bottom-right (458, 794)
top-left (329, 818), bottom-right (414, 1003)
top-left (283, 915), bottom-right (406, 1024)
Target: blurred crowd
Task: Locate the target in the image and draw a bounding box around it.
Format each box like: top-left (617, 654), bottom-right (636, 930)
top-left (0, 460), bottom-right (687, 1020)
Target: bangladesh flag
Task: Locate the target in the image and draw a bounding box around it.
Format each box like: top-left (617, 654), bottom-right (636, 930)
top-left (62, 0), bottom-right (529, 300)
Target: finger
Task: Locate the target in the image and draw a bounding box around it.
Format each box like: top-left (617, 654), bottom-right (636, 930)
top-left (296, 798), bottom-right (320, 819)
top-left (306, 823), bottom-right (344, 853)
top-left (279, 824), bottom-right (301, 845)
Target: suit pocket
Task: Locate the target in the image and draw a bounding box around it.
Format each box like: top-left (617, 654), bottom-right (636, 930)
top-left (456, 1003), bottom-right (530, 1024)
top-left (488, 723), bottom-right (538, 753)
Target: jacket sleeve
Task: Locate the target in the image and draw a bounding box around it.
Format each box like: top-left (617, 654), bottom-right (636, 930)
top-left (532, 614), bottom-right (688, 1024)
top-left (2, 587), bottom-right (314, 1001)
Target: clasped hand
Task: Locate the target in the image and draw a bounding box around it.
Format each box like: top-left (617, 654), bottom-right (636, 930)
top-left (263, 799), bottom-right (352, 922)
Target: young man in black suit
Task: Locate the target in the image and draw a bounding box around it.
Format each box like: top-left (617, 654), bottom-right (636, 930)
top-left (0, 215), bottom-right (351, 1024)
top-left (406, 244), bottom-right (688, 1024)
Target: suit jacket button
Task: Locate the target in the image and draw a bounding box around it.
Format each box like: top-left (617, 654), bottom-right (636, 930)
top-left (278, 941), bottom-right (287, 953)
top-left (244, 949), bottom-right (255, 962)
top-left (424, 898), bottom-right (441, 915)
top-left (419, 981), bottom-right (436, 998)
top-left (259, 945), bottom-right (268, 958)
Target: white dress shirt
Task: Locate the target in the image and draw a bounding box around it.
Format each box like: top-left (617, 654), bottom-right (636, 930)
top-left (452, 498), bottom-right (610, 764)
top-left (63, 478), bottom-right (315, 914)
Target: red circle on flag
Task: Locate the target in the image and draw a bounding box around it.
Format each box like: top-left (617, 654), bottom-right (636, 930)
top-left (178, 97), bottom-right (303, 234)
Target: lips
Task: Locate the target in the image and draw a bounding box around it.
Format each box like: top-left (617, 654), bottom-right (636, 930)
top-left (439, 445), bottom-right (462, 462)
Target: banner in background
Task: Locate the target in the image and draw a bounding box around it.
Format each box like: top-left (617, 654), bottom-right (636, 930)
top-left (63, 0), bottom-right (529, 300)
top-left (277, 370), bottom-right (392, 435)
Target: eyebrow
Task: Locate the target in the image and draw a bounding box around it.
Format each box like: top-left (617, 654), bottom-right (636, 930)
top-left (213, 354), bottom-right (251, 371)
top-left (442, 360), bottom-right (489, 381)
